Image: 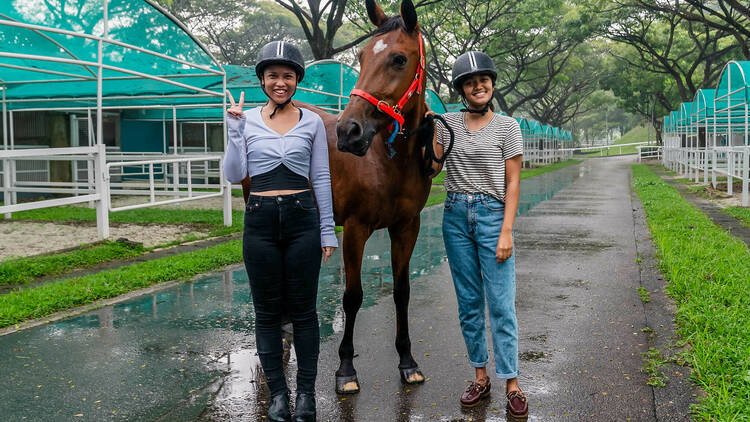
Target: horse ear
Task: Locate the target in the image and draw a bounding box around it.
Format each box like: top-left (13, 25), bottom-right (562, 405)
top-left (366, 0), bottom-right (388, 27)
top-left (400, 0), bottom-right (418, 32)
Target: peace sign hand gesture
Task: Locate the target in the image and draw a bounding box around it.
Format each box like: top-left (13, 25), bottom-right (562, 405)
top-left (226, 90), bottom-right (245, 118)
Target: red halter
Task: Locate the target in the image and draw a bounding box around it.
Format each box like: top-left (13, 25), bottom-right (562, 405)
top-left (350, 32), bottom-right (425, 127)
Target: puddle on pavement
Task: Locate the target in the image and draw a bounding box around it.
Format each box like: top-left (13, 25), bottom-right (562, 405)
top-left (0, 163), bottom-right (584, 421)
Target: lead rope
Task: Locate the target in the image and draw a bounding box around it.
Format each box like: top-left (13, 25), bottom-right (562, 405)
top-left (398, 114), bottom-right (455, 175)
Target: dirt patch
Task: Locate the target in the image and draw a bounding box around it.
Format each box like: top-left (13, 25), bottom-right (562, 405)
top-left (0, 221), bottom-right (209, 261)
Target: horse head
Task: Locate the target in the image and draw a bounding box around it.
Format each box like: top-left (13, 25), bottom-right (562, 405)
top-left (336, 0), bottom-right (424, 156)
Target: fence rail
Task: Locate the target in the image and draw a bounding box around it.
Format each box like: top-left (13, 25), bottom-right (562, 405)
top-left (1, 146), bottom-right (232, 238)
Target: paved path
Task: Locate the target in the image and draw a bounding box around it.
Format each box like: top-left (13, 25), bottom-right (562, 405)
top-left (0, 157), bottom-right (699, 421)
top-left (248, 156), bottom-right (697, 421)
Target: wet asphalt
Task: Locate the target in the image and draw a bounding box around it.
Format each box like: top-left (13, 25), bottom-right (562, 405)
top-left (0, 156), bottom-right (697, 421)
top-left (301, 156), bottom-right (693, 421)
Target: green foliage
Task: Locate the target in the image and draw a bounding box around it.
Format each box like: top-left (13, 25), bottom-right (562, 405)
top-left (521, 160), bottom-right (583, 179)
top-left (723, 207), bottom-right (750, 228)
top-left (0, 240), bottom-right (244, 328)
top-left (637, 286), bottom-right (650, 303)
top-left (632, 164), bottom-right (750, 418)
top-left (0, 241), bottom-right (145, 286)
top-left (12, 206), bottom-right (244, 235)
top-left (154, 0), bottom-right (312, 64)
top-left (642, 347), bottom-right (668, 388)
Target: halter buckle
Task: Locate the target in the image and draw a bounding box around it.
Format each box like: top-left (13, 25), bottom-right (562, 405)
top-left (376, 100), bottom-right (390, 113)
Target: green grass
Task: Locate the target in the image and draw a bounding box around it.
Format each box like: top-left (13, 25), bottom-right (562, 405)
top-left (632, 164), bottom-right (750, 419)
top-left (521, 159), bottom-right (582, 179)
top-left (0, 240), bottom-right (243, 328)
top-left (584, 125), bottom-right (649, 156)
top-left (432, 170), bottom-right (446, 185)
top-left (424, 190), bottom-right (447, 208)
top-left (0, 241), bottom-right (145, 287)
top-left (637, 286), bottom-right (651, 303)
top-left (12, 206), bottom-right (245, 237)
top-left (617, 125), bottom-right (650, 145)
top-left (2, 207), bottom-right (244, 283)
top-left (724, 207), bottom-right (750, 228)
top-left (642, 347), bottom-right (668, 388)
top-left (423, 159), bottom-right (583, 208)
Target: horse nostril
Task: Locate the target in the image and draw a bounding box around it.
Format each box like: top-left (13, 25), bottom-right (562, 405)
top-left (345, 119), bottom-right (362, 139)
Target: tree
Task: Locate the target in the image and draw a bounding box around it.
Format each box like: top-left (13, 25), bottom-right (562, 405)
top-left (522, 44), bottom-right (606, 127)
top-left (418, 0), bottom-right (597, 116)
top-left (273, 0), bottom-right (376, 59)
top-left (630, 0), bottom-right (750, 58)
top-left (604, 4), bottom-right (737, 102)
top-left (155, 0), bottom-right (312, 64)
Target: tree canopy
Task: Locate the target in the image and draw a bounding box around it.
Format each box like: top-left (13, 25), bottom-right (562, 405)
top-left (157, 0), bottom-right (750, 144)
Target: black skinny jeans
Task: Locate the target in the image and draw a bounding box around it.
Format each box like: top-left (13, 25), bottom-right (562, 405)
top-left (243, 191), bottom-right (322, 396)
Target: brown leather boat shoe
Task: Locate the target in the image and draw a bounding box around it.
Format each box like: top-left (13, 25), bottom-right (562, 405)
top-left (460, 377), bottom-right (491, 407)
top-left (506, 389), bottom-right (529, 418)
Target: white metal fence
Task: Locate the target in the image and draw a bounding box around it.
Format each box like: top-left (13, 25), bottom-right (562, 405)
top-left (0, 146), bottom-right (232, 238)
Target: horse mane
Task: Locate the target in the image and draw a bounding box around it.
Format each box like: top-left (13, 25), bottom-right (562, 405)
top-left (374, 16), bottom-right (411, 35)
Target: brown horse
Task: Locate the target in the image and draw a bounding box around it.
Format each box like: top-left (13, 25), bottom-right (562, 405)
top-left (242, 0), bottom-right (435, 394)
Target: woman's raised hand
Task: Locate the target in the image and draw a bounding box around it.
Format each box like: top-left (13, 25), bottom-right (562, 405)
top-left (226, 90), bottom-right (245, 118)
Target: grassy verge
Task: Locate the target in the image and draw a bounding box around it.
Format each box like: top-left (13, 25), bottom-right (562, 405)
top-left (0, 240), bottom-right (243, 328)
top-left (0, 241), bottom-right (145, 287)
top-left (423, 159), bottom-right (583, 208)
top-left (12, 207), bottom-right (245, 238)
top-left (632, 164), bottom-right (750, 419)
top-left (724, 207), bottom-right (750, 228)
top-left (3, 207), bottom-right (244, 283)
top-left (521, 159), bottom-right (582, 179)
top-left (584, 125), bottom-right (649, 156)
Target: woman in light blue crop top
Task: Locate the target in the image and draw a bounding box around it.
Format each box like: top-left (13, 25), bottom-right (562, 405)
top-left (222, 41), bottom-right (335, 422)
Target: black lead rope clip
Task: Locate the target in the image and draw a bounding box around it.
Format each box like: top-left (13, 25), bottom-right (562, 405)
top-left (411, 114), bottom-right (455, 176)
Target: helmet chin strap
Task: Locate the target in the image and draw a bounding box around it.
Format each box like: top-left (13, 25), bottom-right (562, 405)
top-left (261, 80), bottom-right (297, 118)
top-left (460, 96), bottom-right (490, 115)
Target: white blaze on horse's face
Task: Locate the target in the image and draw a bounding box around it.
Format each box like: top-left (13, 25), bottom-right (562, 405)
top-left (373, 39), bottom-right (388, 55)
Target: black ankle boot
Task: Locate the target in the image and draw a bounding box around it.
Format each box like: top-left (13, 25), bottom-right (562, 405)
top-left (293, 392), bottom-right (316, 422)
top-left (268, 390), bottom-right (291, 422)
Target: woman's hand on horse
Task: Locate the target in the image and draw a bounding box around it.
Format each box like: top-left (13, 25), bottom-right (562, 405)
top-left (496, 231), bottom-right (513, 263)
top-left (322, 246), bottom-right (336, 264)
top-left (424, 108), bottom-right (436, 118)
top-left (226, 90), bottom-right (245, 118)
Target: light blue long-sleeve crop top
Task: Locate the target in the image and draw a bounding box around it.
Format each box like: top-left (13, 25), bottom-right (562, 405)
top-left (223, 107), bottom-right (338, 248)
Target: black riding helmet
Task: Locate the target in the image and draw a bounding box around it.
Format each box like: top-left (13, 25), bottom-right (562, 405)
top-left (451, 51), bottom-right (497, 91)
top-left (451, 51), bottom-right (497, 115)
top-left (255, 41), bottom-right (305, 82)
top-left (255, 41), bottom-right (305, 118)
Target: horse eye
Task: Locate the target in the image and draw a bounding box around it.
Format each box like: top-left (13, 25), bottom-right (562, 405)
top-left (393, 55), bottom-right (407, 66)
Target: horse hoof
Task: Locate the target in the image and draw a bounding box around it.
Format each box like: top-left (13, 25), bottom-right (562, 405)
top-left (336, 374), bottom-right (360, 394)
top-left (399, 367), bottom-right (425, 384)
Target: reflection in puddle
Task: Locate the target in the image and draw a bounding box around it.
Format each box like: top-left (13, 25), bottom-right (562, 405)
top-left (0, 163), bottom-right (583, 421)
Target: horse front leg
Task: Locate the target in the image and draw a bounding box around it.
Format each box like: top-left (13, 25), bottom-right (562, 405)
top-left (335, 221), bottom-right (372, 394)
top-left (388, 216), bottom-right (425, 384)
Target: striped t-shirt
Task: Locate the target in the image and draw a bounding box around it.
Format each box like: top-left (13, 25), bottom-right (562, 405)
top-left (435, 112), bottom-right (523, 202)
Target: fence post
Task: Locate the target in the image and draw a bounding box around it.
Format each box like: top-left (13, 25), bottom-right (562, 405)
top-left (728, 151), bottom-right (734, 196)
top-left (712, 150), bottom-right (717, 188)
top-left (95, 143), bottom-right (110, 239)
top-left (2, 85), bottom-right (9, 220)
top-left (743, 150), bottom-right (749, 207)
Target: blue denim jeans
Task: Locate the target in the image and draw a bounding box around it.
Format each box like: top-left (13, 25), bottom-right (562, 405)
top-left (442, 192), bottom-right (519, 379)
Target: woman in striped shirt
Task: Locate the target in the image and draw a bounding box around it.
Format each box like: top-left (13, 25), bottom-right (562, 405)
top-left (430, 50), bottom-right (527, 417)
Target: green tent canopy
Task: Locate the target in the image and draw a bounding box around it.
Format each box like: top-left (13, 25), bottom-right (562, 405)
top-left (678, 102), bottom-right (694, 128)
top-left (0, 0), bottom-right (224, 110)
